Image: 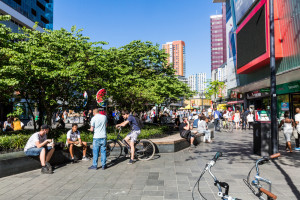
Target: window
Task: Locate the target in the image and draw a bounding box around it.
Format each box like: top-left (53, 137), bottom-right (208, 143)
top-left (13, 0), bottom-right (21, 5)
top-left (31, 9), bottom-right (36, 16)
top-left (37, 1), bottom-right (46, 11)
top-left (45, 0), bottom-right (50, 3)
top-left (41, 15), bottom-right (49, 24)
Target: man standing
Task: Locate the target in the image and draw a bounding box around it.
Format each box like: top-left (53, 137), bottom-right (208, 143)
top-left (179, 117), bottom-right (195, 148)
top-left (88, 108), bottom-right (107, 170)
top-left (24, 125), bottom-right (55, 174)
top-left (116, 111), bottom-right (141, 164)
top-left (66, 123), bottom-right (89, 162)
top-left (213, 108), bottom-right (222, 131)
top-left (295, 108), bottom-right (300, 148)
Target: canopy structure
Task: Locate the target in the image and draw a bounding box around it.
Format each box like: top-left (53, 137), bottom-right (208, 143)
top-left (184, 105), bottom-right (194, 110)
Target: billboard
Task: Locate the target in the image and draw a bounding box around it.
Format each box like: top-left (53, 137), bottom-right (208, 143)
top-left (234, 0), bottom-right (256, 24)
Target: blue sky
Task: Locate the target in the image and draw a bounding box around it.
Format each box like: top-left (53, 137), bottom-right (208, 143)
top-left (53, 0), bottom-right (223, 77)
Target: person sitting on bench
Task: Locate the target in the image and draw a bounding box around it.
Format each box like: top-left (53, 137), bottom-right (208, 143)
top-left (66, 123), bottom-right (89, 162)
top-left (179, 117), bottom-right (196, 148)
top-left (24, 124), bottom-right (55, 174)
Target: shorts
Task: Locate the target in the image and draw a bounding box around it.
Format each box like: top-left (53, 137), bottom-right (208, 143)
top-left (126, 130), bottom-right (141, 142)
top-left (25, 146), bottom-right (53, 156)
top-left (67, 143), bottom-right (83, 147)
top-left (187, 133), bottom-right (195, 141)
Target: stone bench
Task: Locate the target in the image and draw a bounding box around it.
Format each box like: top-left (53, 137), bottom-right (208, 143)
top-left (151, 129), bottom-right (214, 153)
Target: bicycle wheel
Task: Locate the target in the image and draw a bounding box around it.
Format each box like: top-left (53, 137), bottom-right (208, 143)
top-left (106, 140), bottom-right (122, 162)
top-left (135, 139), bottom-right (155, 161)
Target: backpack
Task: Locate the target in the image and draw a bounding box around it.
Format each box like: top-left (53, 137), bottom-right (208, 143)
top-left (134, 116), bottom-right (144, 129)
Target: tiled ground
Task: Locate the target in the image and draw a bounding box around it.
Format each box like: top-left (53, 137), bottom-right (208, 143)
top-left (0, 129), bottom-right (299, 200)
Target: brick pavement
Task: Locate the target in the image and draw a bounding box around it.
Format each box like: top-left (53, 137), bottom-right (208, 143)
top-left (0, 129), bottom-right (299, 200)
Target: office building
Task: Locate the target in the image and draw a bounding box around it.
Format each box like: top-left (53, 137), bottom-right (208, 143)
top-left (0, 0), bottom-right (53, 32)
top-left (188, 73), bottom-right (207, 94)
top-left (210, 3), bottom-right (226, 71)
top-left (162, 40), bottom-right (186, 77)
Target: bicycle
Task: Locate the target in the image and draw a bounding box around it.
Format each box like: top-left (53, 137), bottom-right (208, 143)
top-left (106, 127), bottom-right (155, 162)
top-left (219, 120), bottom-right (234, 133)
top-left (192, 152), bottom-right (241, 200)
top-left (243, 153), bottom-right (280, 200)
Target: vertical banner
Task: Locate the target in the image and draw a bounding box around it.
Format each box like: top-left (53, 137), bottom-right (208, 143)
top-left (96, 89), bottom-right (107, 107)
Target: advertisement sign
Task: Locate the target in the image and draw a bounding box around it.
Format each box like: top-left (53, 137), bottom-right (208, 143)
top-left (281, 102), bottom-right (289, 111)
top-left (96, 89), bottom-right (107, 107)
top-left (276, 81), bottom-right (300, 95)
top-left (234, 0), bottom-right (257, 24)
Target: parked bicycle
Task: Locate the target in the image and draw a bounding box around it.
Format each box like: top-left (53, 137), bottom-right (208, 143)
top-left (243, 153), bottom-right (280, 200)
top-left (192, 152), bottom-right (241, 200)
top-left (192, 152), bottom-right (280, 200)
top-left (106, 127), bottom-right (155, 162)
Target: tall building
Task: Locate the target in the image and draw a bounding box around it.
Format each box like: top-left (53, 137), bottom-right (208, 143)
top-left (162, 40), bottom-right (186, 77)
top-left (0, 0), bottom-right (53, 33)
top-left (210, 3), bottom-right (226, 71)
top-left (188, 73), bottom-right (206, 94)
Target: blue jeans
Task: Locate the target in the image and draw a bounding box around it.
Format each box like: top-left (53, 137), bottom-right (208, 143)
top-left (92, 138), bottom-right (106, 167)
top-left (25, 146), bottom-right (53, 156)
top-left (214, 119), bottom-right (220, 131)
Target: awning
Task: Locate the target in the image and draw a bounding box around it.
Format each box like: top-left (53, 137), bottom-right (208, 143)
top-left (227, 100), bottom-right (244, 105)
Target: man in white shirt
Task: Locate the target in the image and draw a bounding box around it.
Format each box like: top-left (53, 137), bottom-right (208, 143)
top-left (24, 125), bottom-right (55, 174)
top-left (295, 107), bottom-right (300, 148)
top-left (66, 123), bottom-right (89, 162)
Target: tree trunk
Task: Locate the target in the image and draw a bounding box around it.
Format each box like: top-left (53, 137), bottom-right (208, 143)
top-left (24, 95), bottom-right (36, 131)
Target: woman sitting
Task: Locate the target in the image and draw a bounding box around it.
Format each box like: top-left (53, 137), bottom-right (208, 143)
top-left (197, 116), bottom-right (211, 143)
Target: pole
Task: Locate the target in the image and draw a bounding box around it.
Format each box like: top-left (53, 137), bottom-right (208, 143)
top-left (202, 92), bottom-right (204, 111)
top-left (270, 0), bottom-right (278, 154)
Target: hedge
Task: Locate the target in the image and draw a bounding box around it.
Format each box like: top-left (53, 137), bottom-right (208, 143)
top-left (0, 124), bottom-right (170, 151)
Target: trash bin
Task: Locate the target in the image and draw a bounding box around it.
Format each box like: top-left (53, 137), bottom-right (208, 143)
top-left (253, 121), bottom-right (272, 156)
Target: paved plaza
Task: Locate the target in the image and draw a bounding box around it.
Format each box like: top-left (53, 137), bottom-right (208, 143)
top-left (0, 129), bottom-right (299, 200)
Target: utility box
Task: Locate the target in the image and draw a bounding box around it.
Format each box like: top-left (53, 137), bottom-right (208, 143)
top-left (253, 121), bottom-right (272, 156)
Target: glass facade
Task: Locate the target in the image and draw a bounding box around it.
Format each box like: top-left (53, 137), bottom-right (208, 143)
top-left (0, 0), bottom-right (53, 29)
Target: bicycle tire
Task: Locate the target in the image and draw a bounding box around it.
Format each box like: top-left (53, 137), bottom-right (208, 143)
top-left (106, 140), bottom-right (122, 162)
top-left (135, 139), bottom-right (155, 161)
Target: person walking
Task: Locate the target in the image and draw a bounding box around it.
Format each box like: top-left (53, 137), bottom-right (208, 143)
top-left (247, 111), bottom-right (255, 130)
top-left (294, 107), bottom-right (300, 148)
top-left (88, 108), bottom-right (108, 170)
top-left (234, 110), bottom-right (241, 130)
top-left (213, 108), bottom-right (222, 132)
top-left (279, 111), bottom-right (295, 153)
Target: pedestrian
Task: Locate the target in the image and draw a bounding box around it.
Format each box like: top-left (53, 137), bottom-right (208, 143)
top-left (88, 108), bottom-right (108, 170)
top-left (294, 107), bottom-right (300, 148)
top-left (234, 110), bottom-right (240, 130)
top-left (116, 110), bottom-right (142, 164)
top-left (63, 110), bottom-right (68, 123)
top-left (241, 109), bottom-right (248, 130)
top-left (3, 118), bottom-right (13, 132)
top-left (213, 108), bottom-right (222, 132)
top-left (24, 125), bottom-right (55, 174)
top-left (247, 111), bottom-right (255, 130)
top-left (278, 111), bottom-right (295, 153)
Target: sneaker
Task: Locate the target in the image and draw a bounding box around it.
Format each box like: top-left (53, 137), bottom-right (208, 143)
top-left (82, 157), bottom-right (89, 161)
top-left (41, 166), bottom-right (53, 174)
top-left (45, 162), bottom-right (53, 171)
top-left (88, 165), bottom-right (97, 170)
top-left (190, 144), bottom-right (196, 148)
top-left (127, 159), bottom-right (134, 165)
top-left (102, 165), bottom-right (106, 170)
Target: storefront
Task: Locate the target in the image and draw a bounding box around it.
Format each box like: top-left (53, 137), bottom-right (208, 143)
top-left (246, 80), bottom-right (300, 119)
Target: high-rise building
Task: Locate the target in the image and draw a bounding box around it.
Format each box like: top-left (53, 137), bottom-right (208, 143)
top-left (210, 3), bottom-right (226, 71)
top-left (0, 0), bottom-right (53, 33)
top-left (162, 40), bottom-right (186, 77)
top-left (188, 73), bottom-right (206, 94)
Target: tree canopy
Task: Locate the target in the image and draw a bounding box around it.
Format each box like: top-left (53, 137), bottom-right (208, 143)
top-left (0, 17), bottom-right (193, 128)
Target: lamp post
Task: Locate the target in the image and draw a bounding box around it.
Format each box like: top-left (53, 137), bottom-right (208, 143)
top-left (270, 0), bottom-right (278, 154)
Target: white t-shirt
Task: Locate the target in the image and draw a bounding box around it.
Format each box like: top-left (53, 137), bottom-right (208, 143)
top-left (295, 113), bottom-right (300, 131)
top-left (247, 114), bottom-right (254, 122)
top-left (66, 129), bottom-right (81, 144)
top-left (24, 132), bottom-right (47, 152)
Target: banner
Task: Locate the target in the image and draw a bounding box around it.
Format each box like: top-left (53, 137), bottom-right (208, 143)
top-left (96, 89), bottom-right (107, 107)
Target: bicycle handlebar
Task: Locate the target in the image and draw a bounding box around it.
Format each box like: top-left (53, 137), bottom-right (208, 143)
top-left (212, 152), bottom-right (222, 162)
top-left (259, 188), bottom-right (277, 199)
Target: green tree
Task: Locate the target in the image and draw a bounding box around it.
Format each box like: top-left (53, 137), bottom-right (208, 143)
top-left (205, 80), bottom-right (225, 100)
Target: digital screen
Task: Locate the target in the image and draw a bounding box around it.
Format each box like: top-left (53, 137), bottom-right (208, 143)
top-left (236, 5), bottom-right (266, 69)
